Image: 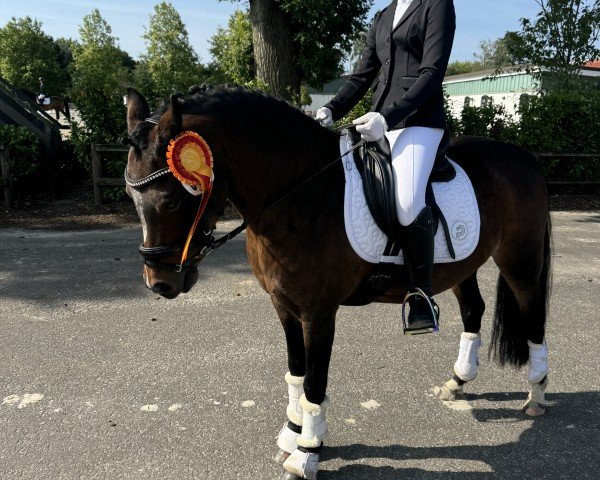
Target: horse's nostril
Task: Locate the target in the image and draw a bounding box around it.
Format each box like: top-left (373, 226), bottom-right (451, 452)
top-left (152, 282), bottom-right (172, 296)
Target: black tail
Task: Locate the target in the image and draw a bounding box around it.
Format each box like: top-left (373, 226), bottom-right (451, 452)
top-left (63, 96), bottom-right (71, 120)
top-left (490, 214), bottom-right (552, 367)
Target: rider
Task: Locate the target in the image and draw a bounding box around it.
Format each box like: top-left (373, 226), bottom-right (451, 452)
top-left (38, 77), bottom-right (46, 104)
top-left (316, 0), bottom-right (456, 334)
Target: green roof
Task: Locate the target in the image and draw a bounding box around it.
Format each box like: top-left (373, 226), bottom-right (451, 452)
top-left (443, 72), bottom-right (539, 95)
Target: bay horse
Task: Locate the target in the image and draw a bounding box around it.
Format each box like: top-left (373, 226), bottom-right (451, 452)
top-left (22, 89), bottom-right (71, 120)
top-left (124, 86), bottom-right (551, 480)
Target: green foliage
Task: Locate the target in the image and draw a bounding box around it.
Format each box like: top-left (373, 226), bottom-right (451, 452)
top-left (446, 61), bottom-right (484, 76)
top-left (445, 89), bottom-right (600, 181)
top-left (508, 0), bottom-right (600, 89)
top-left (209, 10), bottom-right (255, 84)
top-left (70, 9), bottom-right (127, 197)
top-left (279, 0), bottom-right (372, 89)
top-left (474, 33), bottom-right (520, 70)
top-left (139, 2), bottom-right (204, 98)
top-left (336, 91), bottom-right (373, 126)
top-left (0, 125), bottom-right (40, 185)
top-left (0, 17), bottom-right (68, 94)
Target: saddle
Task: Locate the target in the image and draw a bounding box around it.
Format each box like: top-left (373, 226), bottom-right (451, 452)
top-left (347, 128), bottom-right (456, 260)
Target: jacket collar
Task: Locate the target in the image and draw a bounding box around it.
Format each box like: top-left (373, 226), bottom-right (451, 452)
top-left (391, 0), bottom-right (422, 33)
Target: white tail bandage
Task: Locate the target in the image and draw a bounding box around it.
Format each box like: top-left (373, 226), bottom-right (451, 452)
top-left (285, 372), bottom-right (305, 426)
top-left (296, 394), bottom-right (330, 449)
top-left (527, 340), bottom-right (548, 384)
top-left (454, 332), bottom-right (481, 382)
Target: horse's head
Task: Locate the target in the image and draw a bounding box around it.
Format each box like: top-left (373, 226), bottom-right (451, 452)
top-left (125, 88), bottom-right (226, 299)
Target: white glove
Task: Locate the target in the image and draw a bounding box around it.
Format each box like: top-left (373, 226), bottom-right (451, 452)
top-left (315, 107), bottom-right (333, 127)
top-left (353, 112), bottom-right (388, 142)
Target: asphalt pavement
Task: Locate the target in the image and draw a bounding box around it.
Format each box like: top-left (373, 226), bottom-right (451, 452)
top-left (0, 212), bottom-right (598, 480)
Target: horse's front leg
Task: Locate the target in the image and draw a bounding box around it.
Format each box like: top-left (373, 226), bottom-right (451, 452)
top-left (281, 310), bottom-right (335, 480)
top-left (272, 301), bottom-right (306, 464)
top-left (438, 272), bottom-right (484, 401)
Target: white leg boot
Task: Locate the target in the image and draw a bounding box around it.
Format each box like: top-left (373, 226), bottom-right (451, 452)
top-left (438, 332), bottom-right (481, 401)
top-left (275, 373), bottom-right (304, 464)
top-left (282, 394), bottom-right (329, 480)
top-left (524, 340), bottom-right (548, 417)
top-left (454, 332), bottom-right (482, 382)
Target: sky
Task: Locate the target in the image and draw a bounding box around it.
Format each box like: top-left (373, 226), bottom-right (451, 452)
top-left (0, 0), bottom-right (541, 63)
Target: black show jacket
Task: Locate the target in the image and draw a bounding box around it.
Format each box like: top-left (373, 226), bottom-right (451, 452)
top-left (325, 0), bottom-right (455, 130)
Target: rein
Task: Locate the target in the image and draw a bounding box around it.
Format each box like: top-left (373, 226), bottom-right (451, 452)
top-left (125, 118), bottom-right (364, 273)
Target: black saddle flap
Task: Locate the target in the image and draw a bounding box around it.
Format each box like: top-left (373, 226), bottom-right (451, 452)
top-left (348, 128), bottom-right (401, 240)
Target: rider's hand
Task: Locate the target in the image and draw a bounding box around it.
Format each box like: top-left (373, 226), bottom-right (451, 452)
top-left (353, 112), bottom-right (388, 142)
top-left (315, 107), bottom-right (333, 127)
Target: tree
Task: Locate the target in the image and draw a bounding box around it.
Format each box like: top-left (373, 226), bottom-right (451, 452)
top-left (474, 33), bottom-right (520, 69)
top-left (446, 60), bottom-right (484, 76)
top-left (0, 17), bottom-right (67, 93)
top-left (140, 2), bottom-right (203, 98)
top-left (70, 9), bottom-right (127, 142)
top-left (508, 0), bottom-right (600, 88)
top-left (226, 0), bottom-right (371, 101)
top-left (209, 10), bottom-right (255, 84)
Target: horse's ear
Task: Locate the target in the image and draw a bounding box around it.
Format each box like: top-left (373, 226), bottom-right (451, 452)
top-left (157, 94), bottom-right (183, 141)
top-left (127, 88), bottom-right (150, 134)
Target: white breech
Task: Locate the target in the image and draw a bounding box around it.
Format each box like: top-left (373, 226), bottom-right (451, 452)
top-left (454, 332), bottom-right (482, 382)
top-left (386, 126), bottom-right (444, 226)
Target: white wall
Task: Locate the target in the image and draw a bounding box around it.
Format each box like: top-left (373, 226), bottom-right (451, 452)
top-left (446, 90), bottom-right (539, 120)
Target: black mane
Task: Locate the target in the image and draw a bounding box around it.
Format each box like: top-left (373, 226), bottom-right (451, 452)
top-left (130, 84), bottom-right (330, 151)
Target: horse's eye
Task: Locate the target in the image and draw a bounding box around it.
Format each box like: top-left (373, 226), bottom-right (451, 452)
top-left (163, 196), bottom-right (181, 212)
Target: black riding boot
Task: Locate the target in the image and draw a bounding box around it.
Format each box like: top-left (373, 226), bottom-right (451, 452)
top-left (401, 206), bottom-right (439, 335)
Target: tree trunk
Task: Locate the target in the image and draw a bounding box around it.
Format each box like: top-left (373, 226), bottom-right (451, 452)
top-left (249, 0), bottom-right (300, 102)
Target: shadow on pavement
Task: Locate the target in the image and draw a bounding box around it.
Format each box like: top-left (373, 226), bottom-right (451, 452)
top-left (322, 391), bottom-right (599, 480)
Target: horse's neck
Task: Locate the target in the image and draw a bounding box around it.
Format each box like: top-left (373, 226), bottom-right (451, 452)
top-left (223, 130), bottom-right (341, 220)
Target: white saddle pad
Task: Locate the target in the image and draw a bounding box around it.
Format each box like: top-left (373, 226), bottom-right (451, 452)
top-left (341, 133), bottom-right (480, 265)
top-left (37, 95), bottom-right (50, 105)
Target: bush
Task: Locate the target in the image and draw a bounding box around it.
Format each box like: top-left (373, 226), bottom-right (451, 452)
top-left (0, 125), bottom-right (40, 186)
top-left (445, 89), bottom-right (599, 183)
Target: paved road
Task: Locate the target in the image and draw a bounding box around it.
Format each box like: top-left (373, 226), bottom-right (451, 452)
top-left (0, 212), bottom-right (598, 479)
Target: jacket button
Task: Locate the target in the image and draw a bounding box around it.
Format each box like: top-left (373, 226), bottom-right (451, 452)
top-left (385, 59), bottom-right (390, 64)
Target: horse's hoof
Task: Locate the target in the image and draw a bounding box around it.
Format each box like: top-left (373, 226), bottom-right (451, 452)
top-left (523, 401), bottom-right (546, 417)
top-left (273, 448), bottom-right (291, 465)
top-left (436, 384), bottom-right (466, 401)
top-left (279, 471), bottom-right (303, 480)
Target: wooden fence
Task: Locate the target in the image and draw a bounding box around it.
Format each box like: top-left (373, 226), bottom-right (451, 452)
top-left (0, 143), bottom-right (14, 211)
top-left (91, 143), bottom-right (129, 205)
top-left (534, 152), bottom-right (600, 186)
top-left (90, 144), bottom-right (599, 205)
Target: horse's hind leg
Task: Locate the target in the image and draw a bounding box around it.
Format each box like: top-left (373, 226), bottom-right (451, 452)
top-left (491, 217), bottom-right (552, 416)
top-left (55, 108), bottom-right (60, 120)
top-left (272, 301), bottom-right (306, 465)
top-left (282, 310), bottom-right (335, 480)
top-left (438, 271), bottom-right (485, 401)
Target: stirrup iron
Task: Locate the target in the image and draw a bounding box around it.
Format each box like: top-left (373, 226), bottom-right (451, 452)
top-left (401, 287), bottom-right (440, 335)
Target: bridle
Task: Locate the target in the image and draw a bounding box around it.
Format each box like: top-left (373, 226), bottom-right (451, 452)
top-left (125, 117), bottom-right (365, 275)
top-left (124, 164), bottom-right (216, 273)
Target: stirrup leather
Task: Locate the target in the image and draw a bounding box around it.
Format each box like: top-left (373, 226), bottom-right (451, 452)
top-left (401, 288), bottom-right (440, 335)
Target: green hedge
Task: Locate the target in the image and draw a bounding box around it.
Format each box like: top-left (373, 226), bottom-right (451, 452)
top-left (0, 125), bottom-right (40, 186)
top-left (445, 90), bottom-right (600, 183)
